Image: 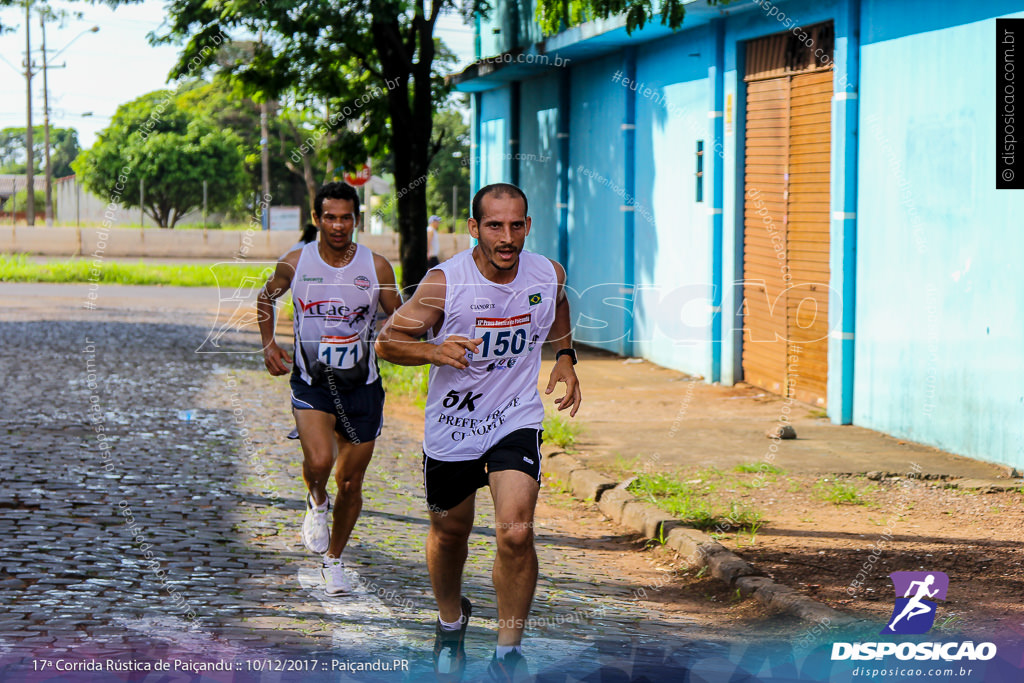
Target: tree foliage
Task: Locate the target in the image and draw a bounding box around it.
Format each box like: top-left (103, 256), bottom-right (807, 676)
top-left (177, 78), bottom-right (314, 221)
top-left (535, 0), bottom-right (732, 35)
top-left (0, 127), bottom-right (81, 177)
top-left (148, 0), bottom-right (484, 289)
top-left (426, 104), bottom-right (471, 227)
top-left (72, 87), bottom-right (247, 228)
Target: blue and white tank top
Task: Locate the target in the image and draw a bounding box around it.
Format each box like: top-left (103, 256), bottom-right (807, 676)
top-left (292, 242), bottom-right (380, 388)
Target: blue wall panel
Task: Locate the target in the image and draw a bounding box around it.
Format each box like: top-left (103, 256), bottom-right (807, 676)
top-left (517, 72), bottom-right (562, 261)
top-left (569, 54), bottom-right (628, 355)
top-left (632, 26), bottom-right (713, 377)
top-left (468, 0), bottom-right (1024, 468)
top-left (854, 1), bottom-right (1024, 468)
top-left (479, 87), bottom-right (511, 186)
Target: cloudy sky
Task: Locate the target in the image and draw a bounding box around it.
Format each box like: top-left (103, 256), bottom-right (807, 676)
top-left (0, 0), bottom-right (476, 149)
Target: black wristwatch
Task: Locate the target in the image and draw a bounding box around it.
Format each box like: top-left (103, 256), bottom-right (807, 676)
top-left (555, 348), bottom-right (578, 365)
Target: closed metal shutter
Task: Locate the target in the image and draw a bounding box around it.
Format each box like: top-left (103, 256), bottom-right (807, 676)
top-left (786, 70), bottom-right (832, 406)
top-left (742, 25), bottom-right (833, 405)
top-left (742, 77), bottom-right (790, 396)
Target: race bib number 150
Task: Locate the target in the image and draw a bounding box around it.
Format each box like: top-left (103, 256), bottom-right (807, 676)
top-left (472, 314), bottom-right (531, 363)
top-left (318, 334), bottom-right (362, 369)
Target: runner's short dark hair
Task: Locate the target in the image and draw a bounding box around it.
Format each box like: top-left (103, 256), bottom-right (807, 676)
top-left (314, 181), bottom-right (361, 218)
top-left (472, 183), bottom-right (528, 221)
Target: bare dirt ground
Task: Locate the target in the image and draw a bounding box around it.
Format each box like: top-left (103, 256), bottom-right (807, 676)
top-left (558, 348), bottom-right (1024, 641)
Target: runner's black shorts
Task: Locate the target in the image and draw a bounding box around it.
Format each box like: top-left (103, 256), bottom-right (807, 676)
top-left (423, 428), bottom-right (543, 511)
top-left (290, 373), bottom-right (385, 444)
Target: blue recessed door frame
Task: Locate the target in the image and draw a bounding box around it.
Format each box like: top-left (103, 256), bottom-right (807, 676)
top-left (709, 18), bottom-right (726, 383)
top-left (829, 0), bottom-right (860, 424)
top-left (623, 47), bottom-right (637, 358)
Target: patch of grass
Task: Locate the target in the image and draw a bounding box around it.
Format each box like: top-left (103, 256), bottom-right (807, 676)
top-left (606, 453), bottom-right (639, 479)
top-left (378, 361), bottom-right (428, 408)
top-left (0, 254), bottom-right (274, 288)
top-left (733, 462), bottom-right (785, 475)
top-left (542, 472), bottom-right (573, 496)
top-left (727, 502), bottom-right (763, 528)
top-left (813, 478), bottom-right (873, 506)
top-left (808, 408), bottom-right (828, 419)
top-left (542, 412), bottom-right (582, 451)
top-left (627, 473), bottom-right (763, 531)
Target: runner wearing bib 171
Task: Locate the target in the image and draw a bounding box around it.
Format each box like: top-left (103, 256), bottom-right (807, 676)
top-left (375, 183), bottom-right (581, 683)
top-left (257, 182), bottom-right (402, 598)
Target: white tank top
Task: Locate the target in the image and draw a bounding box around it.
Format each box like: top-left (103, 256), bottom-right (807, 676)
top-left (423, 248), bottom-right (558, 461)
top-left (292, 242), bottom-right (380, 387)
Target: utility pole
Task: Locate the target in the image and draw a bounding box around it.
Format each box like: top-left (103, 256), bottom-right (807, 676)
top-left (41, 14), bottom-right (52, 226)
top-left (258, 30), bottom-right (270, 232)
top-left (260, 101), bottom-right (270, 231)
top-left (24, 0), bottom-right (35, 226)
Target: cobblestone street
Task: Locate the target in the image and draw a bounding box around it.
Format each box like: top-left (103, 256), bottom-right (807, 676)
top-left (0, 284), bottom-right (795, 682)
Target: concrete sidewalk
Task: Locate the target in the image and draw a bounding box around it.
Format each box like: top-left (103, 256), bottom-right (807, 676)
top-left (539, 346), bottom-right (1011, 482)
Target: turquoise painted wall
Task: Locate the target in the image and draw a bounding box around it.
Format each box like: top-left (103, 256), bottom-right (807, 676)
top-left (632, 26), bottom-right (713, 377)
top-left (569, 54), bottom-right (629, 355)
top-left (466, 0), bottom-right (1024, 469)
top-left (854, 1), bottom-right (1024, 468)
top-left (479, 86), bottom-right (512, 187)
top-left (517, 72), bottom-right (562, 260)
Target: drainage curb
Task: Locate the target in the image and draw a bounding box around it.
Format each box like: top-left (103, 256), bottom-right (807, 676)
top-left (544, 451), bottom-right (858, 626)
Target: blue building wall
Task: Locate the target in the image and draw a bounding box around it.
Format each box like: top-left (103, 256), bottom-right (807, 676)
top-left (479, 86), bottom-right (512, 187)
top-left (853, 1), bottom-right (1024, 467)
top-left (517, 72), bottom-right (562, 260)
top-left (632, 26), bottom-right (714, 376)
top-left (461, 0), bottom-right (1024, 469)
top-left (568, 54), bottom-right (629, 355)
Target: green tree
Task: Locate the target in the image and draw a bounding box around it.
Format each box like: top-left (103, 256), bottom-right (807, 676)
top-left (152, 0), bottom-right (483, 289)
top-left (535, 0), bottom-right (733, 35)
top-left (73, 88), bottom-right (247, 228)
top-left (49, 128), bottom-right (80, 177)
top-left (177, 78), bottom-right (312, 222)
top-left (0, 126), bottom-right (80, 176)
top-left (426, 104), bottom-right (471, 229)
top-left (2, 188), bottom-right (46, 214)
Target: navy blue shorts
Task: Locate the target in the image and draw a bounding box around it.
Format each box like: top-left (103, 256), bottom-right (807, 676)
top-left (423, 428), bottom-right (543, 511)
top-left (290, 374), bottom-right (385, 444)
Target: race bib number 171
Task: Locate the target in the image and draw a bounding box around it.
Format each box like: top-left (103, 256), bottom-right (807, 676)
top-left (472, 314), bottom-right (532, 363)
top-left (318, 334), bottom-right (362, 369)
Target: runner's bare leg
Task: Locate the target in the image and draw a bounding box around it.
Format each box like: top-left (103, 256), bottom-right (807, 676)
top-left (294, 408), bottom-right (336, 506)
top-left (489, 469), bottom-right (540, 646)
top-left (326, 437), bottom-right (375, 558)
top-left (427, 494), bottom-right (476, 623)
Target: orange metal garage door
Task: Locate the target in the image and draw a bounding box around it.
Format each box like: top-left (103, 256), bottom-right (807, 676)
top-left (742, 25), bottom-right (833, 406)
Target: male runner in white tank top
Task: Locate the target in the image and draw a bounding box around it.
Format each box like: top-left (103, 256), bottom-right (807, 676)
top-left (376, 183), bottom-right (581, 682)
top-left (257, 182), bottom-right (402, 597)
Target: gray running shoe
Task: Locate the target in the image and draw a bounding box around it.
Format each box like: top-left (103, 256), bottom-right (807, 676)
top-left (302, 493), bottom-right (330, 554)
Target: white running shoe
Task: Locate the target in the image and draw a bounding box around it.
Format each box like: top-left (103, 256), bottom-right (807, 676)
top-left (302, 493), bottom-right (331, 554)
top-left (322, 555), bottom-right (353, 596)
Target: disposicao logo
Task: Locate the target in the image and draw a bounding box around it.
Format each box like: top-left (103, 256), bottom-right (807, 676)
top-left (883, 571), bottom-right (948, 635)
top-left (831, 572), bottom-right (997, 662)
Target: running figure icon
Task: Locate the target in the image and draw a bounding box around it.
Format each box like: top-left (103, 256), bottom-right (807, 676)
top-left (887, 574), bottom-right (939, 631)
